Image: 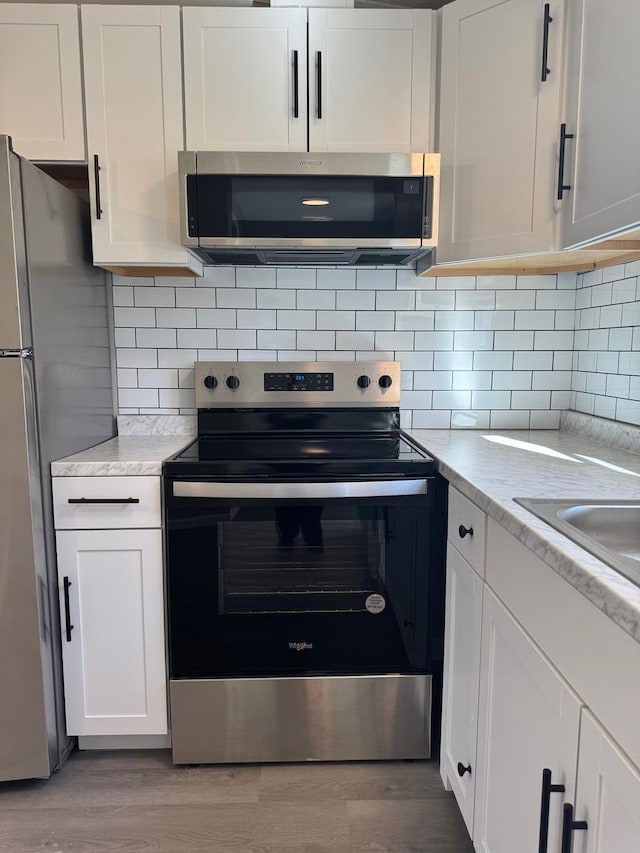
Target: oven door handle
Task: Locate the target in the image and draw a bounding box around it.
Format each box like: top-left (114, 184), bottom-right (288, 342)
top-left (172, 479), bottom-right (429, 499)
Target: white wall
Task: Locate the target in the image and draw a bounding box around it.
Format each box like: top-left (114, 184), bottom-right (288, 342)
top-left (112, 266), bottom-right (577, 429)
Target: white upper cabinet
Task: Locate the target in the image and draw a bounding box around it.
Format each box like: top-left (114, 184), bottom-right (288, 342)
top-left (183, 7), bottom-right (433, 154)
top-left (81, 5), bottom-right (199, 272)
top-left (560, 0), bottom-right (640, 247)
top-left (0, 3), bottom-right (84, 160)
top-left (183, 7), bottom-right (308, 152)
top-left (308, 9), bottom-right (433, 152)
top-left (438, 0), bottom-right (565, 263)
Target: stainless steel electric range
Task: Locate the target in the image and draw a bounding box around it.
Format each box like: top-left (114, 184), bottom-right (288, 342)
top-left (163, 361), bottom-right (447, 764)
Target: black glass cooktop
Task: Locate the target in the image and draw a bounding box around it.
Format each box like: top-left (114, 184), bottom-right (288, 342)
top-left (164, 433), bottom-right (435, 480)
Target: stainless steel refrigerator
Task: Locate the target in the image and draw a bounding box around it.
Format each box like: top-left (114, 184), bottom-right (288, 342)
top-left (0, 136), bottom-right (115, 781)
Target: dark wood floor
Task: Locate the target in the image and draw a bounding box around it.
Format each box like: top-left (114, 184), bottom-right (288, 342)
top-left (0, 750), bottom-right (474, 852)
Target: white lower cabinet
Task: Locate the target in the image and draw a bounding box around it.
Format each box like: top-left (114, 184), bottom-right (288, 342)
top-left (474, 589), bottom-right (582, 852)
top-left (56, 528), bottom-right (167, 737)
top-left (573, 711), bottom-right (640, 853)
top-left (440, 543), bottom-right (483, 835)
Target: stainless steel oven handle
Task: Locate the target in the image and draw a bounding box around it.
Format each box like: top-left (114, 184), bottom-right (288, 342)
top-left (172, 480), bottom-right (429, 499)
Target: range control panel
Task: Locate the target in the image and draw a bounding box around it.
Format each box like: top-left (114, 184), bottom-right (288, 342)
top-left (195, 361), bottom-right (401, 408)
top-left (264, 372), bottom-right (334, 392)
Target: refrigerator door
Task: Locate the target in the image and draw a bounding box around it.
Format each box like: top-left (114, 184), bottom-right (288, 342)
top-left (0, 357), bottom-right (53, 781)
top-left (0, 136), bottom-right (29, 349)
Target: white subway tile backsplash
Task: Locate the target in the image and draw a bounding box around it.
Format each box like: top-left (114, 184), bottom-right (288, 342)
top-left (157, 349), bottom-right (198, 369)
top-left (257, 330), bottom-right (296, 350)
top-left (297, 331), bottom-right (336, 350)
top-left (451, 410), bottom-right (490, 428)
top-left (115, 327), bottom-right (136, 348)
top-left (474, 311), bottom-right (515, 331)
top-left (113, 286), bottom-right (134, 307)
top-left (317, 311), bottom-right (354, 330)
top-left (218, 330), bottom-right (257, 349)
top-left (298, 290), bottom-right (337, 310)
top-left (277, 269), bottom-right (316, 289)
top-left (434, 351), bottom-right (473, 371)
top-left (356, 269), bottom-right (396, 290)
top-left (512, 351), bottom-right (552, 371)
top-left (414, 371), bottom-right (453, 390)
top-left (175, 288), bottom-right (216, 308)
top-left (276, 310), bottom-right (317, 330)
top-left (453, 371), bottom-right (492, 390)
top-left (395, 311), bottom-right (435, 331)
top-left (335, 331), bottom-right (375, 351)
top-left (238, 309), bottom-right (277, 329)
top-left (435, 310), bottom-right (474, 331)
top-left (138, 368), bottom-right (178, 388)
top-left (216, 288), bottom-right (256, 308)
top-left (135, 287), bottom-right (175, 308)
top-left (492, 371), bottom-right (532, 390)
top-left (489, 410), bottom-right (531, 428)
top-left (355, 311), bottom-right (395, 331)
top-left (476, 275), bottom-right (515, 290)
top-left (114, 307), bottom-right (156, 328)
top-left (236, 268), bottom-right (276, 288)
top-left (416, 290), bottom-right (455, 310)
top-left (109, 266), bottom-right (626, 429)
top-left (257, 290), bottom-right (296, 309)
top-left (197, 308), bottom-right (236, 329)
top-left (117, 348), bottom-right (157, 368)
top-left (178, 328), bottom-right (217, 349)
top-left (317, 269), bottom-right (355, 290)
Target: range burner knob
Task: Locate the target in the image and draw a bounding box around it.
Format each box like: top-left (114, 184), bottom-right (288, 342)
top-left (357, 374), bottom-right (372, 389)
top-left (226, 375), bottom-right (241, 391)
top-left (203, 375), bottom-right (218, 390)
top-left (378, 374), bottom-right (393, 389)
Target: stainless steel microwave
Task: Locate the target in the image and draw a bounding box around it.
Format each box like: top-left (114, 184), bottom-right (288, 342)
top-left (178, 151), bottom-right (440, 268)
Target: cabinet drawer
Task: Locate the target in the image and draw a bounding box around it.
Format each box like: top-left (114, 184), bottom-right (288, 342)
top-left (53, 477), bottom-right (161, 529)
top-left (447, 486), bottom-right (487, 577)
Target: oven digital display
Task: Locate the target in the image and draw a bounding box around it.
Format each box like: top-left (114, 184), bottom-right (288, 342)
top-left (264, 372), bottom-right (334, 392)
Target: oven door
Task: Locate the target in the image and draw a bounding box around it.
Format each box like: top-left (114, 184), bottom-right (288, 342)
top-left (165, 478), bottom-right (436, 680)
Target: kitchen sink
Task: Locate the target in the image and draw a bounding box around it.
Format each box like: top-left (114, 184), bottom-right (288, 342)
top-left (514, 498), bottom-right (640, 588)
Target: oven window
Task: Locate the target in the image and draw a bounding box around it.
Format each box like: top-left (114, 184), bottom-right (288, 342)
top-left (219, 505), bottom-right (384, 614)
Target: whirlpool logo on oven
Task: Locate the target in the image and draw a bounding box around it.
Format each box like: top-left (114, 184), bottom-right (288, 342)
top-left (289, 642), bottom-right (313, 651)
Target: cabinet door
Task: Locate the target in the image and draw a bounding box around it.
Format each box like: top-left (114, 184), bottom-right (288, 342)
top-left (572, 711), bottom-right (640, 853)
top-left (81, 5), bottom-right (196, 269)
top-left (440, 544), bottom-right (483, 836)
top-left (474, 590), bottom-right (581, 853)
top-left (438, 0), bottom-right (565, 262)
top-left (0, 4), bottom-right (84, 160)
top-left (308, 9), bottom-right (433, 153)
top-left (183, 7), bottom-right (307, 152)
top-left (561, 0), bottom-right (640, 247)
top-left (56, 529), bottom-right (167, 736)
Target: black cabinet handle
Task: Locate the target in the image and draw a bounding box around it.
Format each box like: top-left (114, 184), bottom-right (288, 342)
top-left (68, 497), bottom-right (140, 504)
top-left (316, 51), bottom-right (322, 119)
top-left (457, 762), bottom-right (471, 777)
top-left (538, 768), bottom-right (565, 853)
top-left (93, 154), bottom-right (103, 220)
top-left (561, 803), bottom-right (588, 853)
top-left (557, 123), bottom-right (574, 200)
top-left (541, 3), bottom-right (553, 82)
top-left (458, 524), bottom-right (474, 539)
top-left (63, 577), bottom-right (73, 643)
top-left (292, 50), bottom-right (299, 118)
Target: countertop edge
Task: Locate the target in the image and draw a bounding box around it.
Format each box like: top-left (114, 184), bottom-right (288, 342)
top-left (408, 434), bottom-right (640, 645)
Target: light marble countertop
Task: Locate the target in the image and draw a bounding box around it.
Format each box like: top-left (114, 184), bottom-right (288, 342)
top-left (407, 428), bottom-right (640, 644)
top-left (51, 436), bottom-right (193, 477)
